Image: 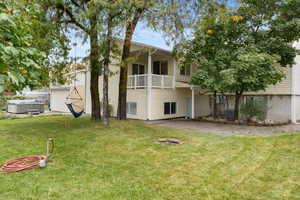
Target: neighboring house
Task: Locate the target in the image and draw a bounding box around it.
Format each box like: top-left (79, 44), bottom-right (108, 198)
top-left (50, 41), bottom-right (300, 123)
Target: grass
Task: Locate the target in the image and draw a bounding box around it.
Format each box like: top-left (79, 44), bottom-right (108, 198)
top-left (1, 116), bottom-right (300, 200)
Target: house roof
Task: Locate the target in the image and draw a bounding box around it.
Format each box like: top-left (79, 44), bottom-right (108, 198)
top-left (130, 40), bottom-right (173, 54)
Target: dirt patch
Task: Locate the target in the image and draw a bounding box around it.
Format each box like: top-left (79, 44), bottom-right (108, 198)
top-left (157, 138), bottom-right (183, 145)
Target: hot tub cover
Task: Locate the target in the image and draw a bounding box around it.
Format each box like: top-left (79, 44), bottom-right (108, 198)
top-left (7, 100), bottom-right (43, 105)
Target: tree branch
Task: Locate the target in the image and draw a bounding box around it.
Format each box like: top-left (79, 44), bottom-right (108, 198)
top-left (69, 0), bottom-right (80, 7)
top-left (55, 3), bottom-right (89, 33)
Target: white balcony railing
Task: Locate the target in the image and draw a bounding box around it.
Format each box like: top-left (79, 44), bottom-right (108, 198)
top-left (128, 74), bottom-right (174, 89)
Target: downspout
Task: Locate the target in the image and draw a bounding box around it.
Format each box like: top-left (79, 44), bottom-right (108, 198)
top-left (291, 42), bottom-right (298, 124)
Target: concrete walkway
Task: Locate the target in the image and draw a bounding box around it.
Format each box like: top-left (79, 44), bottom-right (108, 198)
top-left (145, 119), bottom-right (300, 137)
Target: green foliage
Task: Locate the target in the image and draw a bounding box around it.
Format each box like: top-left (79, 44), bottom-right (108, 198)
top-left (177, 1), bottom-right (300, 119)
top-left (240, 97), bottom-right (268, 121)
top-left (0, 1), bottom-right (69, 93)
top-left (179, 0), bottom-right (300, 91)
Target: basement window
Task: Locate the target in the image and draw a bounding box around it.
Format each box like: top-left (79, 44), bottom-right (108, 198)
top-left (164, 102), bottom-right (176, 115)
top-left (127, 102), bottom-right (137, 115)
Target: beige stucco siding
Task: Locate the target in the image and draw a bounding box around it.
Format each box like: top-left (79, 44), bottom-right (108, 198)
top-left (193, 94), bottom-right (292, 123)
top-left (86, 63), bottom-right (148, 120)
top-left (294, 96), bottom-right (300, 122)
top-left (127, 90), bottom-right (147, 120)
top-left (195, 95), bottom-right (211, 117)
top-left (150, 88), bottom-right (191, 120)
top-left (266, 96), bottom-right (291, 122)
top-left (182, 64), bottom-right (294, 95)
top-left (292, 55), bottom-right (300, 95)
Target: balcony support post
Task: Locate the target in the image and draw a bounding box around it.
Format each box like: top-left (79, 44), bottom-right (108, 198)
top-left (147, 51), bottom-right (153, 120)
top-left (134, 75), bottom-right (137, 89)
top-left (191, 86), bottom-right (195, 119)
top-left (173, 59), bottom-right (176, 89)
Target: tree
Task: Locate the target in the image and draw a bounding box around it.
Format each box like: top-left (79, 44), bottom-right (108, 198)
top-left (43, 0), bottom-right (113, 121)
top-left (177, 0), bottom-right (300, 120)
top-left (117, 0), bottom-right (199, 120)
top-left (175, 2), bottom-right (229, 119)
top-left (226, 0), bottom-right (300, 120)
top-left (0, 1), bottom-right (65, 93)
top-left (102, 3), bottom-right (124, 126)
top-left (117, 0), bottom-right (148, 120)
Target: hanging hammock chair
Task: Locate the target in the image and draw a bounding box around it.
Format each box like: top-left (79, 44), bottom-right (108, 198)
top-left (65, 41), bottom-right (85, 118)
top-left (65, 87), bottom-right (84, 118)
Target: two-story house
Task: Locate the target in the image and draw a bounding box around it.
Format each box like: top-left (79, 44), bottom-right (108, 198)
top-left (50, 41), bottom-right (300, 123)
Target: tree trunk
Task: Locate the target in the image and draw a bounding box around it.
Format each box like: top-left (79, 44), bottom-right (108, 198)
top-left (102, 15), bottom-right (113, 127)
top-left (89, 14), bottom-right (101, 120)
top-left (213, 91), bottom-right (217, 119)
top-left (117, 8), bottom-right (144, 120)
top-left (234, 91), bottom-right (242, 121)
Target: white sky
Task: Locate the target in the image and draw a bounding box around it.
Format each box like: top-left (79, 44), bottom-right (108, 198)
top-left (69, 22), bottom-right (172, 59)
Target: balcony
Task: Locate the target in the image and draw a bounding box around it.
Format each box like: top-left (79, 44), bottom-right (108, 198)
top-left (128, 74), bottom-right (174, 89)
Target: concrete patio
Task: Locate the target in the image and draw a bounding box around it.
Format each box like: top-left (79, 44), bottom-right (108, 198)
top-left (145, 119), bottom-right (300, 137)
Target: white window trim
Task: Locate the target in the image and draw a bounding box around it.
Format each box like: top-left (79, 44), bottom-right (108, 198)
top-left (164, 102), bottom-right (176, 115)
top-left (180, 65), bottom-right (191, 76)
top-left (153, 60), bottom-right (168, 75)
top-left (127, 102), bottom-right (137, 115)
top-left (132, 63), bottom-right (146, 75)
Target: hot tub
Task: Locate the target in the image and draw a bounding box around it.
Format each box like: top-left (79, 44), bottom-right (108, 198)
top-left (7, 100), bottom-right (44, 114)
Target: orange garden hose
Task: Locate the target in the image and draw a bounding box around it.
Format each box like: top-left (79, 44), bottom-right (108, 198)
top-left (1, 138), bottom-right (54, 173)
top-left (1, 155), bottom-right (48, 173)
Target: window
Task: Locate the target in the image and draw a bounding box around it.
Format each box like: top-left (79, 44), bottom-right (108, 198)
top-left (153, 61), bottom-right (168, 75)
top-left (127, 102), bottom-right (137, 115)
top-left (180, 65), bottom-right (191, 76)
top-left (132, 64), bottom-right (145, 75)
top-left (164, 102), bottom-right (176, 115)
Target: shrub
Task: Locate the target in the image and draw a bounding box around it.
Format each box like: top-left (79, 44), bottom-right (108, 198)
top-left (240, 97), bottom-right (268, 121)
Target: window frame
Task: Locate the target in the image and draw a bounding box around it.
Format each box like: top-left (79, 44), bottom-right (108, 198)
top-left (180, 65), bottom-right (191, 76)
top-left (164, 102), bottom-right (176, 115)
top-left (153, 61), bottom-right (168, 75)
top-left (127, 102), bottom-right (137, 115)
top-left (132, 63), bottom-right (145, 75)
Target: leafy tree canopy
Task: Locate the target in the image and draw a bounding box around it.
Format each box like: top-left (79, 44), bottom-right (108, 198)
top-left (0, 0), bottom-right (69, 93)
top-left (176, 0), bottom-right (300, 119)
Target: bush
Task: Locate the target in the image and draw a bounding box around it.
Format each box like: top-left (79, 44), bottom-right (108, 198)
top-left (240, 97), bottom-right (268, 121)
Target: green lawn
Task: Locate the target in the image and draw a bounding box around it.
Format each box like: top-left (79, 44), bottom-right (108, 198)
top-left (1, 116), bottom-right (300, 200)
